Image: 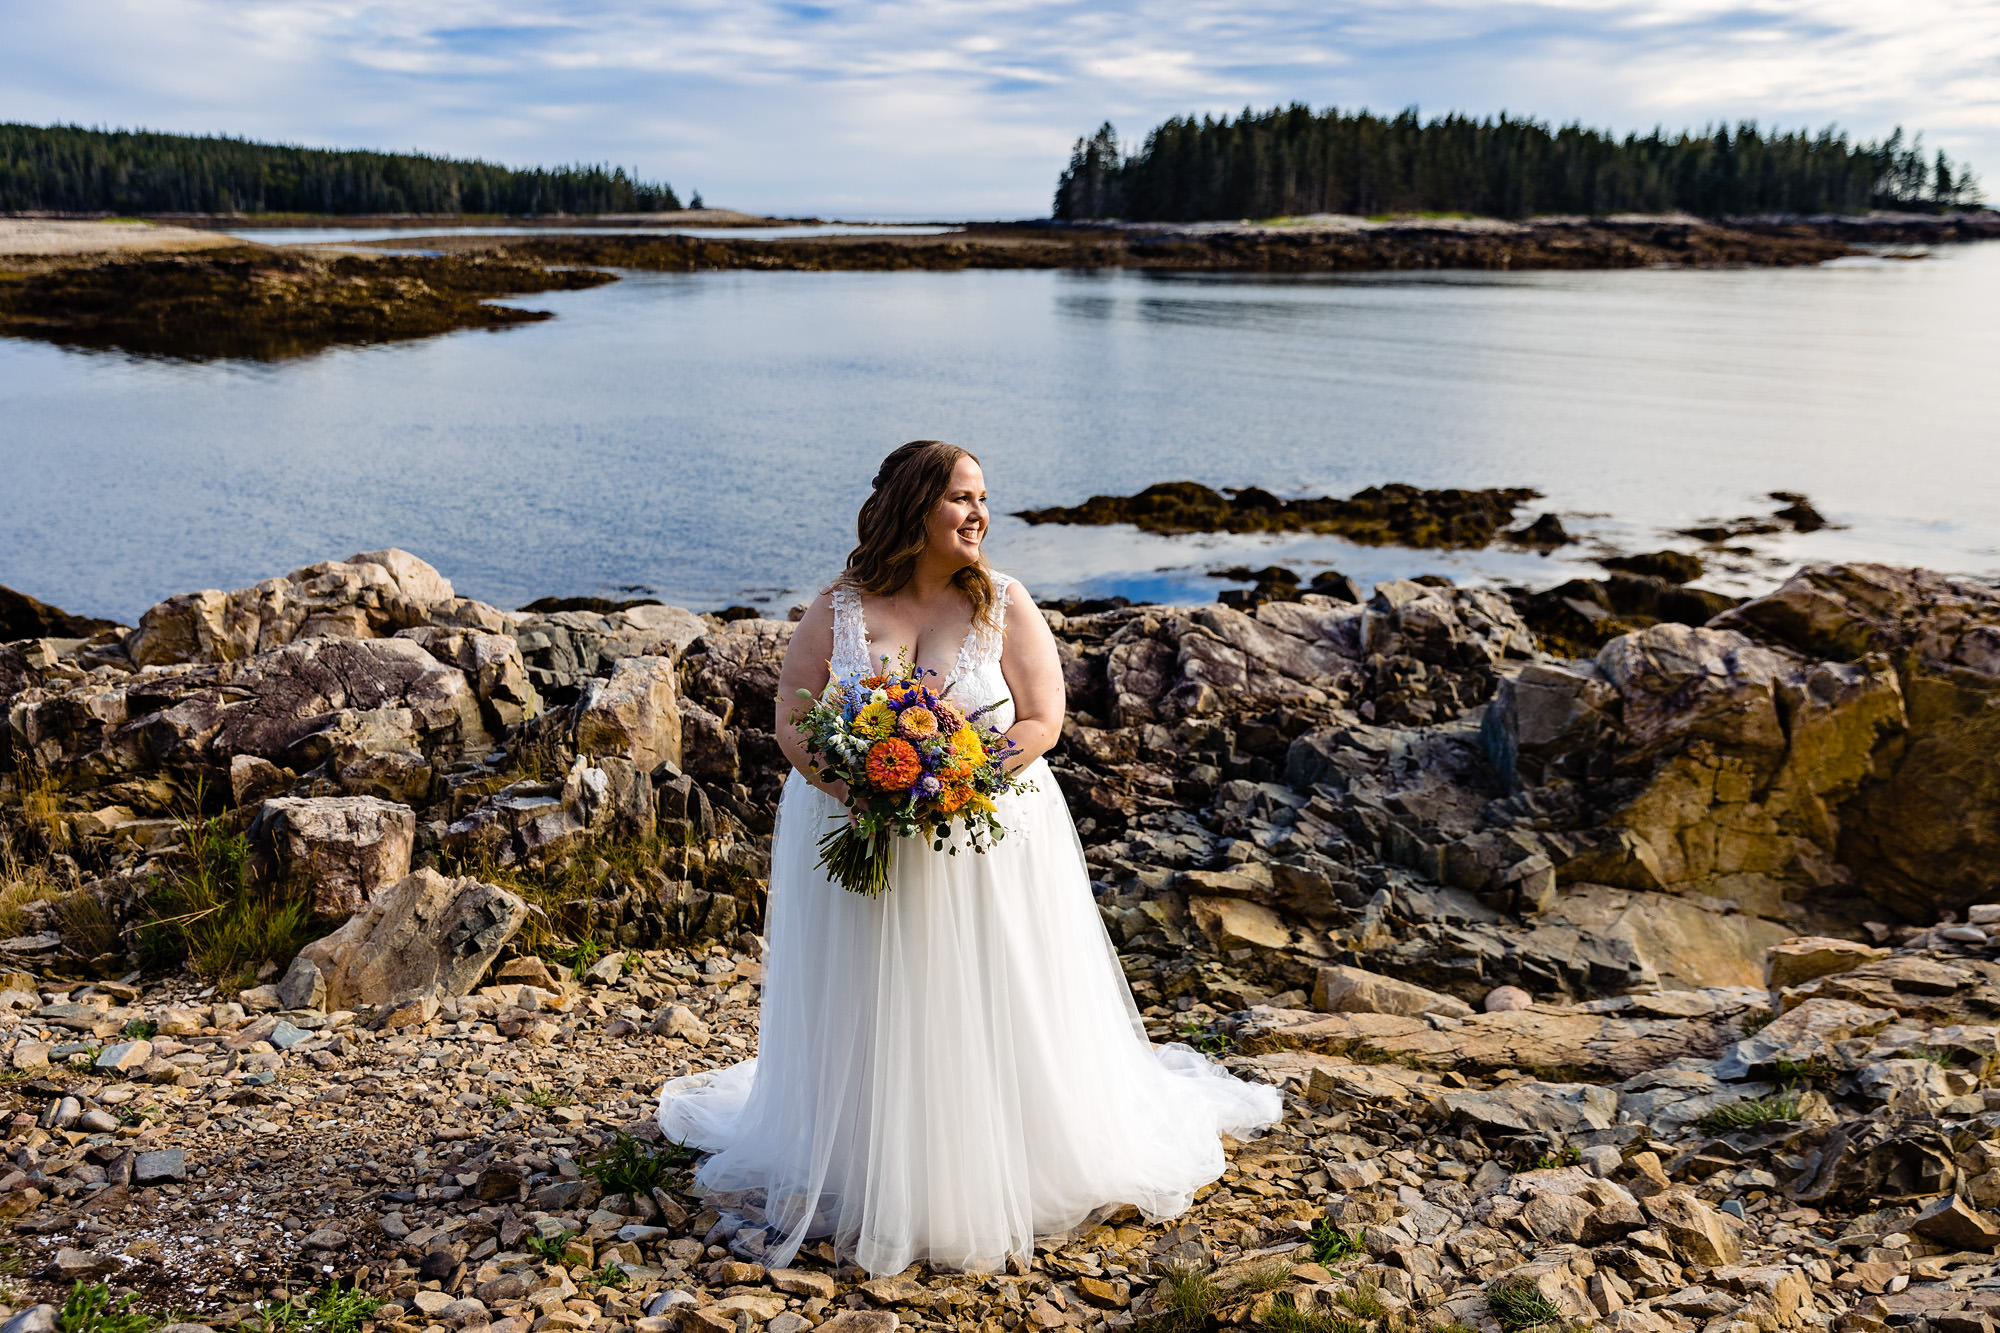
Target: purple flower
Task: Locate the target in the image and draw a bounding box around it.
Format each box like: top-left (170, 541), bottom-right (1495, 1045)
top-left (917, 774), bottom-right (942, 798)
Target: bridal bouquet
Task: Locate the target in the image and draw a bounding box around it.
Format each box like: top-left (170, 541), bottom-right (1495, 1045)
top-left (793, 656), bottom-right (1031, 896)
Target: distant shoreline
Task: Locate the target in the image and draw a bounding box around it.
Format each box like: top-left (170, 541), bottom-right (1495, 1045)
top-left (2, 212), bottom-right (1994, 361)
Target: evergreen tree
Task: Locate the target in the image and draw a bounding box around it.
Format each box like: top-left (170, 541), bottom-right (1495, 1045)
top-left (1050, 106), bottom-right (1985, 221)
top-left (0, 123), bottom-right (683, 215)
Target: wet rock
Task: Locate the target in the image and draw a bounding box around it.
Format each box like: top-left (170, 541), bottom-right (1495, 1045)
top-left (298, 867), bottom-right (527, 1011)
top-left (251, 795), bottom-right (416, 918)
top-left (1017, 480), bottom-right (1540, 547)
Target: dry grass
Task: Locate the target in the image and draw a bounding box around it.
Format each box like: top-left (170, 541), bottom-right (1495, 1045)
top-left (0, 845), bottom-right (67, 938)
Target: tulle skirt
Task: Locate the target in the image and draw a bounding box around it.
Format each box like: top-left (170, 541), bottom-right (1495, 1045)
top-left (657, 760), bottom-right (1283, 1276)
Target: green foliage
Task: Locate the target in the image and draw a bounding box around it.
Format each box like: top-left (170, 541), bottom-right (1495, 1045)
top-left (58, 1283), bottom-right (155, 1333)
top-left (1485, 1276), bottom-right (1565, 1333)
top-left (587, 1132), bottom-right (694, 1196)
top-left (1055, 109), bottom-right (1983, 221)
top-left (1739, 1009), bottom-right (1775, 1037)
top-left (245, 1285), bottom-right (383, 1333)
top-left (491, 1092), bottom-right (512, 1111)
top-left (122, 1018), bottom-right (158, 1039)
top-left (1254, 1294), bottom-right (1363, 1333)
top-left (1772, 1056), bottom-right (1836, 1087)
top-left (1333, 1281), bottom-right (1387, 1320)
top-left (524, 1087), bottom-right (570, 1109)
top-left (1174, 1017), bottom-right (1230, 1056)
top-left (1231, 1261), bottom-right (1296, 1294)
top-left (1915, 1045), bottom-right (1958, 1067)
top-left (138, 784), bottom-right (311, 979)
top-left (583, 1261), bottom-right (629, 1290)
top-left (1, 122), bottom-right (682, 215)
top-left (1534, 1147), bottom-right (1582, 1170)
top-left (524, 1230), bottom-right (576, 1262)
top-left (1149, 1262), bottom-right (1224, 1333)
top-left (1697, 1087), bottom-right (1803, 1134)
top-left (1306, 1217), bottom-right (1366, 1265)
top-left (551, 938), bottom-right (605, 981)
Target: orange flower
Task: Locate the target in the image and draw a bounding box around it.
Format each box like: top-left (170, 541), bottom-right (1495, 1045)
top-left (936, 781), bottom-right (974, 814)
top-left (897, 706), bottom-right (939, 741)
top-left (865, 738), bottom-right (923, 789)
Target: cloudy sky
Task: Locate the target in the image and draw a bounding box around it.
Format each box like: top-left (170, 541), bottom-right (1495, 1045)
top-left (5, 0), bottom-right (1996, 217)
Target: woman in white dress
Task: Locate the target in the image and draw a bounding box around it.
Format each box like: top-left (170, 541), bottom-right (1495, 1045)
top-left (659, 440), bottom-right (1281, 1277)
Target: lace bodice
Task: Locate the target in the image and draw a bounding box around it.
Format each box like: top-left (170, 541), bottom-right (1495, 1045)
top-left (828, 573), bottom-right (1016, 732)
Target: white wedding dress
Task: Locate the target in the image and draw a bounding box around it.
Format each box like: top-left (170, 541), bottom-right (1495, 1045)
top-left (657, 573), bottom-right (1281, 1276)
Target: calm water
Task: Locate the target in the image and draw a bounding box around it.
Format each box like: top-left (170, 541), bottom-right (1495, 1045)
top-left (225, 224), bottom-right (960, 246)
top-left (2, 244), bottom-right (1995, 623)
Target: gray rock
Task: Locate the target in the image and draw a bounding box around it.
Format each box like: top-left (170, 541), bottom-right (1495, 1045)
top-left (1443, 1081), bottom-right (1618, 1136)
top-left (251, 794), bottom-right (417, 919)
top-left (298, 868), bottom-right (527, 1011)
top-left (134, 1147), bottom-right (187, 1183)
top-left (276, 955), bottom-right (326, 1012)
top-left (1, 1306), bottom-right (58, 1333)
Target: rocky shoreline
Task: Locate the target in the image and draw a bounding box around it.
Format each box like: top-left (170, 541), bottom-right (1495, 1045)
top-left (4, 212), bottom-right (1991, 360)
top-left (4, 546), bottom-right (2000, 1331)
top-left (0, 245), bottom-right (615, 359)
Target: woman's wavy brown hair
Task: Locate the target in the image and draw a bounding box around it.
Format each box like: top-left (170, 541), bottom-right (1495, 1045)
top-left (837, 440), bottom-right (998, 629)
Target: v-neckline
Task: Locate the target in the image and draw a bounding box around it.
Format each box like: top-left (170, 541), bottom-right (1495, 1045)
top-left (855, 594), bottom-right (981, 684)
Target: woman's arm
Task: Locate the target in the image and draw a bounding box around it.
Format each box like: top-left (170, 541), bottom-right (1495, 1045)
top-left (996, 580), bottom-right (1066, 770)
top-left (773, 592), bottom-right (849, 801)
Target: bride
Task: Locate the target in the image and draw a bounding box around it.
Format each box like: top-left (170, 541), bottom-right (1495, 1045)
top-left (658, 440), bottom-right (1281, 1277)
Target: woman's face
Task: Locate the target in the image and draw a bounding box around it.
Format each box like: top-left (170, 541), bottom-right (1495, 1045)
top-left (925, 455), bottom-right (988, 571)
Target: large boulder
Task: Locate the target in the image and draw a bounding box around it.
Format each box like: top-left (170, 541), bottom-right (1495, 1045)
top-left (215, 636), bottom-right (489, 764)
top-left (512, 604), bottom-right (707, 702)
top-left (572, 655), bottom-right (682, 772)
top-left (250, 795), bottom-right (416, 918)
top-left (297, 868), bottom-right (527, 1013)
top-left (125, 549), bottom-right (469, 667)
top-left (8, 633), bottom-right (491, 787)
top-left (1717, 565), bottom-right (2000, 919)
top-left (396, 626), bottom-right (540, 729)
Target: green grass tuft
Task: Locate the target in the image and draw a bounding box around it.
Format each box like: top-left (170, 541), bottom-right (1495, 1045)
top-left (587, 1131), bottom-right (695, 1196)
top-left (137, 782), bottom-right (312, 980)
top-left (1696, 1087), bottom-right (1803, 1135)
top-left (1306, 1217), bottom-right (1366, 1265)
top-left (1333, 1280), bottom-right (1386, 1320)
top-left (1231, 1261), bottom-right (1296, 1294)
top-left (1254, 1295), bottom-right (1366, 1333)
top-left (1486, 1275), bottom-right (1565, 1333)
top-left (1151, 1261), bottom-right (1225, 1333)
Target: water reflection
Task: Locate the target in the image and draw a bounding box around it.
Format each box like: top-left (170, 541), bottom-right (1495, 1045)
top-left (2, 245), bottom-right (1994, 621)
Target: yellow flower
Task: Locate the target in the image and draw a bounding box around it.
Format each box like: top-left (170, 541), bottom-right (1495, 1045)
top-left (950, 725), bottom-right (984, 761)
top-left (855, 699), bottom-right (897, 740)
top-left (966, 792), bottom-right (998, 815)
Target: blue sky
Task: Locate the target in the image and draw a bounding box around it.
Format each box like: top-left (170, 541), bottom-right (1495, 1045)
top-left (4, 0), bottom-right (1995, 217)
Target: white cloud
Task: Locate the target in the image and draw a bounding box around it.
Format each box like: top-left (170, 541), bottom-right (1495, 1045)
top-left (3, 0), bottom-right (1995, 215)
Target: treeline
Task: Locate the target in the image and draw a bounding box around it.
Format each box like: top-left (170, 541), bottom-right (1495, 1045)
top-left (1055, 107), bottom-right (1984, 221)
top-left (1, 123), bottom-right (684, 215)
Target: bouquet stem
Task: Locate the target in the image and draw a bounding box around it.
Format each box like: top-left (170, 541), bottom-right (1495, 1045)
top-left (816, 822), bottom-right (892, 897)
